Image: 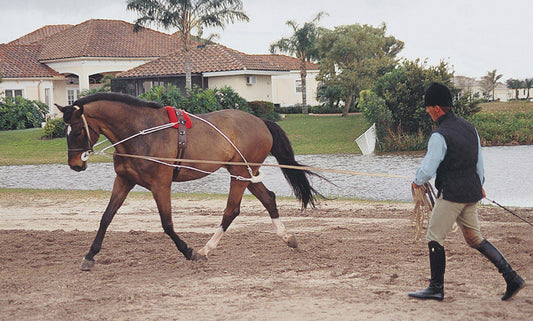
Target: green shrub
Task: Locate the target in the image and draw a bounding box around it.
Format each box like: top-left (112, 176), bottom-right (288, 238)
top-left (359, 90), bottom-right (393, 145)
top-left (42, 117), bottom-right (65, 138)
top-left (0, 96), bottom-right (47, 130)
top-left (275, 104), bottom-right (357, 114)
top-left (470, 111), bottom-right (533, 145)
top-left (215, 86), bottom-right (250, 112)
top-left (139, 85), bottom-right (186, 108)
top-left (248, 101), bottom-right (281, 121)
top-left (140, 85), bottom-right (251, 115)
top-left (183, 87), bottom-right (221, 114)
top-left (378, 127), bottom-right (427, 151)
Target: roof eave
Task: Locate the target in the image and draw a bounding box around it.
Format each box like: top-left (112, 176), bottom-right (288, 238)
top-left (203, 70), bottom-right (289, 77)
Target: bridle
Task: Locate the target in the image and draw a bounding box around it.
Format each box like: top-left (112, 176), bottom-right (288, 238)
top-left (65, 105), bottom-right (94, 161)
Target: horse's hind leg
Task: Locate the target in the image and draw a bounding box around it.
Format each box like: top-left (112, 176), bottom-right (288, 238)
top-left (247, 182), bottom-right (297, 248)
top-left (197, 178), bottom-right (248, 258)
top-left (82, 175), bottom-right (134, 271)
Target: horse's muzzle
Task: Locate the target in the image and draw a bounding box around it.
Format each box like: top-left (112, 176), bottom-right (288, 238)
top-left (70, 163), bottom-right (87, 172)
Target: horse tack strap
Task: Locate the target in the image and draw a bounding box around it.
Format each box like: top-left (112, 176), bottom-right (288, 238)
top-left (164, 106), bottom-right (193, 129)
top-left (164, 106), bottom-right (192, 180)
top-left (176, 110), bottom-right (187, 148)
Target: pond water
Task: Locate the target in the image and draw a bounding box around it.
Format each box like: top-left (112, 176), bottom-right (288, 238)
top-left (0, 145), bottom-right (531, 207)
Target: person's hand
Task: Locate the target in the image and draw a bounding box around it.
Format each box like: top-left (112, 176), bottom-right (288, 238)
top-left (482, 188), bottom-right (486, 198)
top-left (412, 182), bottom-right (421, 190)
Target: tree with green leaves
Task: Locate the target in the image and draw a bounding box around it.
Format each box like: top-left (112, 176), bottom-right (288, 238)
top-left (372, 59), bottom-right (454, 136)
top-left (482, 69), bottom-right (503, 101)
top-left (317, 23), bottom-right (404, 117)
top-left (270, 12), bottom-right (326, 114)
top-left (506, 78), bottom-right (523, 100)
top-left (523, 78), bottom-right (533, 99)
top-left (127, 0), bottom-right (249, 90)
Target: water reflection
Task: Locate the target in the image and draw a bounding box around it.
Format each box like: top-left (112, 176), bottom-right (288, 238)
top-left (0, 145), bottom-right (531, 207)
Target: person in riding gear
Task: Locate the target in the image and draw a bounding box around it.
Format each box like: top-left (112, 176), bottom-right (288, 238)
top-left (409, 82), bottom-right (525, 301)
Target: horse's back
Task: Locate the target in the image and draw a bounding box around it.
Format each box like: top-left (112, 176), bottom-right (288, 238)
top-left (184, 109), bottom-right (272, 168)
top-left (196, 109), bottom-right (271, 142)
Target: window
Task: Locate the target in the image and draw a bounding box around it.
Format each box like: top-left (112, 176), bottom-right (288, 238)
top-left (44, 88), bottom-right (51, 107)
top-left (4, 89), bottom-right (23, 98)
top-left (67, 89), bottom-right (79, 105)
top-left (246, 76), bottom-right (256, 85)
top-left (295, 79), bottom-right (303, 93)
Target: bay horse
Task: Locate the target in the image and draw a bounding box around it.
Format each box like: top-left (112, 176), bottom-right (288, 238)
top-left (56, 92), bottom-right (322, 271)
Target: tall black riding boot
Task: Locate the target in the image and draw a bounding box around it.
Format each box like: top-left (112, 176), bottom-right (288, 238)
top-left (477, 239), bottom-right (525, 300)
top-left (409, 241), bottom-right (445, 301)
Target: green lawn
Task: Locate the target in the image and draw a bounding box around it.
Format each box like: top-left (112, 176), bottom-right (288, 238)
top-left (277, 114), bottom-right (370, 154)
top-left (0, 128), bottom-right (111, 166)
top-left (0, 128), bottom-right (67, 165)
top-left (479, 100), bottom-right (533, 113)
top-left (0, 113), bottom-right (370, 166)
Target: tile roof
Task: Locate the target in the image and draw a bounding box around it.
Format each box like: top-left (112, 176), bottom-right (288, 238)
top-left (37, 19), bottom-right (183, 60)
top-left (117, 44), bottom-right (318, 78)
top-left (0, 44), bottom-right (60, 78)
top-left (253, 54), bottom-right (318, 70)
top-left (8, 25), bottom-right (74, 45)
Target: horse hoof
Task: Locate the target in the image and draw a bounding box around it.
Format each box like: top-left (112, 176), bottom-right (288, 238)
top-left (81, 258), bottom-right (95, 271)
top-left (190, 249), bottom-right (208, 261)
top-left (287, 234), bottom-right (298, 248)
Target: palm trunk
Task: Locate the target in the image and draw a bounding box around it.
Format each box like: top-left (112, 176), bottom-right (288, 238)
top-left (185, 50), bottom-right (192, 90)
top-left (180, 27), bottom-right (193, 92)
top-left (300, 60), bottom-right (308, 114)
top-left (300, 62), bottom-right (309, 114)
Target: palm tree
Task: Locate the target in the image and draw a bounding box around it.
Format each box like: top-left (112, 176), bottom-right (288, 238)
top-left (506, 78), bottom-right (523, 100)
top-left (270, 12), bottom-right (326, 114)
top-left (127, 0), bottom-right (249, 90)
top-left (482, 69), bottom-right (503, 101)
top-left (524, 78), bottom-right (533, 99)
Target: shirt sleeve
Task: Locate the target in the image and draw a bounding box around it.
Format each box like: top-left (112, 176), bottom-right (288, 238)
top-left (476, 131), bottom-right (485, 185)
top-left (414, 132), bottom-right (447, 185)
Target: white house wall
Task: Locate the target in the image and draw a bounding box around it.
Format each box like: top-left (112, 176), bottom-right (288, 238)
top-left (208, 74), bottom-right (273, 102)
top-left (0, 78), bottom-right (60, 114)
top-left (206, 70), bottom-right (319, 106)
top-left (271, 70), bottom-right (319, 107)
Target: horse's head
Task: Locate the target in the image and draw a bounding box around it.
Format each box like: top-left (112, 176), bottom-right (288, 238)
top-left (56, 104), bottom-right (99, 172)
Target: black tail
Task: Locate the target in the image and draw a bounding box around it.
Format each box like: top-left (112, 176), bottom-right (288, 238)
top-left (263, 119), bottom-right (324, 209)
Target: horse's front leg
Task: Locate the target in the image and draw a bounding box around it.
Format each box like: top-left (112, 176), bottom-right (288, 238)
top-left (151, 185), bottom-right (196, 260)
top-left (82, 175), bottom-right (134, 271)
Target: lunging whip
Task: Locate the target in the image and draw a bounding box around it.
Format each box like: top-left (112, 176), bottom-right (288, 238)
top-left (485, 198), bottom-right (533, 227)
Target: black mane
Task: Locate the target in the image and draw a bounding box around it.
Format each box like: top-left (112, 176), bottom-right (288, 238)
top-left (73, 92), bottom-right (164, 109)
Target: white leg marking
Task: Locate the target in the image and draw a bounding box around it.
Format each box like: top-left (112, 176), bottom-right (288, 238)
top-left (198, 226), bottom-right (225, 256)
top-left (271, 218), bottom-right (290, 243)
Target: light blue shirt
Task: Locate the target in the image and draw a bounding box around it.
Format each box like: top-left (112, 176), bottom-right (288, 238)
top-left (414, 132), bottom-right (484, 186)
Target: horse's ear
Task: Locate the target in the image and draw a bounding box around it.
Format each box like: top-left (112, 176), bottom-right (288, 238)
top-left (55, 104), bottom-right (65, 113)
top-left (73, 105), bottom-right (84, 115)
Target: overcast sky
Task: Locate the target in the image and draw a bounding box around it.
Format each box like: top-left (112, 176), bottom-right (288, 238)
top-left (1, 0), bottom-right (532, 80)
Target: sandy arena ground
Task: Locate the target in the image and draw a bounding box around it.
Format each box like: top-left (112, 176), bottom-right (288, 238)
top-left (1, 192), bottom-right (532, 320)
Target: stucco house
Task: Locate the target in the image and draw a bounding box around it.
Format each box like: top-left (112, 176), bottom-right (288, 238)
top-left (1, 19), bottom-right (182, 115)
top-left (113, 43), bottom-right (319, 107)
top-left (1, 19), bottom-right (319, 118)
top-left (453, 75), bottom-right (520, 102)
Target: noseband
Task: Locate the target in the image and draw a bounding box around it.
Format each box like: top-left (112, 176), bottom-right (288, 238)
top-left (65, 105), bottom-right (94, 161)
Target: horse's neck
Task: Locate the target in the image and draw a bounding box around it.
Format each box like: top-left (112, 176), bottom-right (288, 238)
top-left (85, 102), bottom-right (160, 145)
